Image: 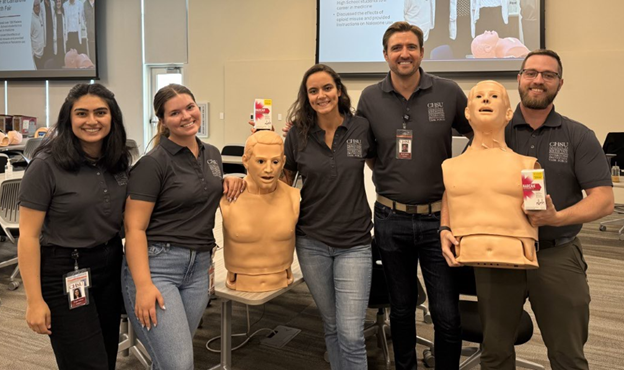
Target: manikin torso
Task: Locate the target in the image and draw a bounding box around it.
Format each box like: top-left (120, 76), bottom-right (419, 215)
top-left (220, 180), bottom-right (299, 292)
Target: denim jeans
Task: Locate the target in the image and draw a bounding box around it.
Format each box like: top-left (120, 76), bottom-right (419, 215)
top-left (121, 243), bottom-right (211, 370)
top-left (374, 202), bottom-right (461, 370)
top-left (296, 236), bottom-right (372, 370)
top-left (41, 236), bottom-right (123, 370)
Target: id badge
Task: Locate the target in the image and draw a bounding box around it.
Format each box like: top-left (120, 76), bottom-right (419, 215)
top-left (64, 268), bottom-right (91, 310)
top-left (396, 129), bottom-right (413, 160)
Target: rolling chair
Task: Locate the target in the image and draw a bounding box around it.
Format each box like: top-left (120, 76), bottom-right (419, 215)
top-left (23, 137), bottom-right (43, 161)
top-left (363, 238), bottom-right (434, 369)
top-left (0, 178), bottom-right (22, 294)
top-left (600, 132), bottom-right (624, 240)
top-left (221, 144), bottom-right (246, 177)
top-left (455, 267), bottom-right (544, 370)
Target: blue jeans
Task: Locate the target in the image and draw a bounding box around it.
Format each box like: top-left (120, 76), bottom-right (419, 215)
top-left (374, 202), bottom-right (461, 370)
top-left (121, 243), bottom-right (211, 370)
top-left (296, 236), bottom-right (372, 370)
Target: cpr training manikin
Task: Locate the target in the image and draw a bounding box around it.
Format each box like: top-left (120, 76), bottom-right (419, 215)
top-left (220, 131), bottom-right (300, 291)
top-left (442, 80), bottom-right (540, 269)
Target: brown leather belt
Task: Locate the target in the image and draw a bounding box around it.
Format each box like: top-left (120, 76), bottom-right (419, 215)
top-left (376, 194), bottom-right (442, 215)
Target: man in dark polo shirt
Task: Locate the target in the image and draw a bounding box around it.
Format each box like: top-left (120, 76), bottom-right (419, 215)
top-left (357, 21), bottom-right (472, 370)
top-left (472, 49), bottom-right (614, 370)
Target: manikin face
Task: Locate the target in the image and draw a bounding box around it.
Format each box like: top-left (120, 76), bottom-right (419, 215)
top-left (71, 94), bottom-right (112, 155)
top-left (518, 55), bottom-right (563, 110)
top-left (243, 143), bottom-right (285, 194)
top-left (306, 71), bottom-right (341, 117)
top-left (384, 31), bottom-right (424, 79)
top-left (465, 81), bottom-right (513, 131)
top-left (161, 93), bottom-right (201, 143)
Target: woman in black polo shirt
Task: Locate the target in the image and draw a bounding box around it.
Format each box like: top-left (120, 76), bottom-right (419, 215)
top-left (283, 64), bottom-right (375, 370)
top-left (121, 84), bottom-right (244, 369)
top-left (18, 83), bottom-right (131, 370)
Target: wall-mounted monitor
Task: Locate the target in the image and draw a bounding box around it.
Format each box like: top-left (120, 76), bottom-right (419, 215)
top-left (0, 0), bottom-right (98, 80)
top-left (317, 0), bottom-right (544, 75)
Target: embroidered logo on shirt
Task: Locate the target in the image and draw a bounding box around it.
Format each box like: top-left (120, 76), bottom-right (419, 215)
top-left (427, 102), bottom-right (445, 122)
top-left (548, 142), bottom-right (569, 163)
top-left (207, 159), bottom-right (222, 178)
top-left (114, 173), bottom-right (128, 186)
top-left (346, 139), bottom-right (363, 158)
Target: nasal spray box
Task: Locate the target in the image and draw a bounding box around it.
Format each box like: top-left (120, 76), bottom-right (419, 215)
top-left (522, 169), bottom-right (547, 210)
top-left (253, 99), bottom-right (273, 130)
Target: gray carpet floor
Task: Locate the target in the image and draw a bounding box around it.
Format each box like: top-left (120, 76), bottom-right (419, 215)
top-left (0, 213), bottom-right (622, 369)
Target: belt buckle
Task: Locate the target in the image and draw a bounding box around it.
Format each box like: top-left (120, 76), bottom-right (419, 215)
top-left (405, 204), bottom-right (418, 214)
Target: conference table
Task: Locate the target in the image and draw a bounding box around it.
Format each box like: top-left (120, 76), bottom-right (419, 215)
top-left (208, 248), bottom-right (304, 370)
top-left (0, 138), bottom-right (30, 153)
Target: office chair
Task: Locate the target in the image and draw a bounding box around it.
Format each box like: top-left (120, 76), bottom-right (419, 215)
top-left (126, 139), bottom-right (141, 165)
top-left (221, 144), bottom-right (246, 176)
top-left (600, 132), bottom-right (624, 240)
top-left (363, 238), bottom-right (434, 369)
top-left (455, 267), bottom-right (544, 370)
top-left (23, 138), bottom-right (43, 161)
top-left (0, 178), bottom-right (22, 292)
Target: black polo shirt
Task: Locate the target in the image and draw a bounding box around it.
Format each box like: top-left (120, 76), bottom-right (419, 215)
top-left (19, 153), bottom-right (127, 248)
top-left (128, 136), bottom-right (223, 251)
top-left (284, 115), bottom-right (374, 249)
top-left (357, 69), bottom-right (472, 204)
top-left (505, 105), bottom-right (612, 241)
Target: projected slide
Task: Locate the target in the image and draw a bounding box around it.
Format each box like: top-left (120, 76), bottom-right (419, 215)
top-left (0, 0), bottom-right (98, 80)
top-left (318, 0), bottom-right (543, 74)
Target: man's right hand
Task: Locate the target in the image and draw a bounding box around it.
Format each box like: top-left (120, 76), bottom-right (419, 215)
top-left (440, 230), bottom-right (461, 267)
top-left (26, 299), bottom-right (52, 335)
top-left (247, 120), bottom-right (292, 137)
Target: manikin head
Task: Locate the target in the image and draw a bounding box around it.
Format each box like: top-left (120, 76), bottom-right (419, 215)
top-left (465, 80), bottom-right (513, 135)
top-left (242, 131), bottom-right (285, 194)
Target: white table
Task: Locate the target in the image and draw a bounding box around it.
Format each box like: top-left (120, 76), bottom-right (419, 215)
top-left (208, 248), bottom-right (304, 370)
top-left (221, 155), bottom-right (243, 165)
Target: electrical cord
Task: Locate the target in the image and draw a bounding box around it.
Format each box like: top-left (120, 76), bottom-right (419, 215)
top-left (205, 303), bottom-right (275, 353)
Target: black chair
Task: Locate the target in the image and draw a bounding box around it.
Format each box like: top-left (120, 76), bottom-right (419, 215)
top-left (364, 238), bottom-right (434, 369)
top-left (455, 267), bottom-right (544, 370)
top-left (600, 132), bottom-right (624, 240)
top-left (221, 144), bottom-right (246, 176)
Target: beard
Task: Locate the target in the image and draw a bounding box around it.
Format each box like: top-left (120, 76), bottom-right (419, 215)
top-left (519, 83), bottom-right (559, 109)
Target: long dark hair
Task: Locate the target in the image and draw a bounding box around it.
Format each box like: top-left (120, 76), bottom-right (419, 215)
top-left (151, 84), bottom-right (196, 147)
top-left (286, 64), bottom-right (352, 149)
top-left (34, 83), bottom-right (130, 173)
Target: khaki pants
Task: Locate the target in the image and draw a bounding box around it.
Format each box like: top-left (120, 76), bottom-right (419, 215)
top-left (474, 237), bottom-right (590, 370)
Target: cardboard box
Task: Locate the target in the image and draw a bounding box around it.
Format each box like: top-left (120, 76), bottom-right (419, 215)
top-left (522, 169), bottom-right (547, 210)
top-left (253, 99), bottom-right (273, 130)
top-left (13, 115), bottom-right (37, 136)
top-left (0, 115), bottom-right (13, 132)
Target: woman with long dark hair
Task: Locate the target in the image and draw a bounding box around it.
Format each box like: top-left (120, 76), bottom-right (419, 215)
top-left (18, 83), bottom-right (130, 370)
top-left (282, 64), bottom-right (375, 370)
top-left (121, 84), bottom-right (244, 369)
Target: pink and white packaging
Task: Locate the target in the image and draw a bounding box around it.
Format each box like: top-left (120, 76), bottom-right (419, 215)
top-left (253, 99), bottom-right (273, 130)
top-left (522, 169), bottom-right (547, 210)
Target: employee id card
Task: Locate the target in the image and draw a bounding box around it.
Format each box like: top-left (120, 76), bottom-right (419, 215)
top-left (64, 268), bottom-right (91, 309)
top-left (396, 129), bottom-right (413, 160)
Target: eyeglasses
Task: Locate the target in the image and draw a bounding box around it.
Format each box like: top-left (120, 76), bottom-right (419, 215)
top-left (520, 69), bottom-right (561, 81)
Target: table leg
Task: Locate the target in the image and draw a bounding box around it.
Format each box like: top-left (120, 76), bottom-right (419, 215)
top-left (209, 299), bottom-right (232, 370)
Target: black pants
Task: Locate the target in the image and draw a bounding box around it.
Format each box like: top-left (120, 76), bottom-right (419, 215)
top-left (41, 236), bottom-right (123, 370)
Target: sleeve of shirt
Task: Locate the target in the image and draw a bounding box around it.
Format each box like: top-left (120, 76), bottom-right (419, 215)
top-left (573, 129), bottom-right (612, 189)
top-left (284, 128), bottom-right (298, 172)
top-left (451, 85), bottom-right (472, 135)
top-left (19, 158), bottom-right (55, 212)
top-left (127, 156), bottom-right (162, 202)
top-left (364, 118), bottom-right (377, 159)
top-left (356, 90), bottom-right (371, 120)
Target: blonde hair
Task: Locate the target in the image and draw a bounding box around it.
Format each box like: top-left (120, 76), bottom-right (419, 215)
top-left (244, 131), bottom-right (283, 157)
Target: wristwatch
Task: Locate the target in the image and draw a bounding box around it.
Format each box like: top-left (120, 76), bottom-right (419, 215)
top-left (438, 226), bottom-right (452, 234)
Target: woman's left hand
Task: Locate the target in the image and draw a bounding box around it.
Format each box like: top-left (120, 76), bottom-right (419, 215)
top-left (223, 176), bottom-right (246, 202)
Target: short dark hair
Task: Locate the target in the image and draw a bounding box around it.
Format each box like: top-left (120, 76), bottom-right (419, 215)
top-left (382, 21), bottom-right (424, 52)
top-left (152, 84), bottom-right (196, 147)
top-left (286, 64), bottom-right (352, 149)
top-left (520, 49), bottom-right (563, 78)
top-left (35, 83), bottom-right (130, 173)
